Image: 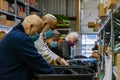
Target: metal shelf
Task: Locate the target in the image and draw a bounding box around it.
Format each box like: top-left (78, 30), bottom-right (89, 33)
top-left (0, 10), bottom-right (15, 17)
top-left (16, 15), bottom-right (24, 20)
top-left (0, 10), bottom-right (24, 20)
top-left (56, 28), bottom-right (70, 31)
top-left (0, 25), bottom-right (12, 31)
top-left (98, 2), bottom-right (120, 34)
top-left (29, 5), bottom-right (41, 12)
top-left (97, 16), bottom-right (111, 34)
top-left (17, 0), bottom-right (26, 6)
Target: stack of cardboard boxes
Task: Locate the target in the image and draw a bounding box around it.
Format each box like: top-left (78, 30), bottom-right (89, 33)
top-left (0, 13), bottom-right (17, 27)
top-left (0, 0), bottom-right (9, 11)
top-left (0, 0), bottom-right (19, 27)
top-left (117, 53), bottom-right (120, 80)
top-left (0, 14), bottom-right (6, 25)
top-left (99, 0), bottom-right (119, 17)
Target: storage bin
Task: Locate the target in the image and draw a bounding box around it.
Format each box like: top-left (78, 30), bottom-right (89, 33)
top-left (34, 65), bottom-right (95, 80)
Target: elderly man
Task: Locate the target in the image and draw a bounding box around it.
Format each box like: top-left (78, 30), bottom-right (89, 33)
top-left (0, 15), bottom-right (55, 80)
top-left (34, 14), bottom-right (69, 65)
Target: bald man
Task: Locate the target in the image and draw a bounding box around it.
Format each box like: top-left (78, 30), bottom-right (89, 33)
top-left (0, 15), bottom-right (55, 80)
top-left (34, 14), bottom-right (69, 65)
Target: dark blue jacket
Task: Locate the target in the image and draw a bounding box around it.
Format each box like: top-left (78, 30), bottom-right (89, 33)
top-left (0, 23), bottom-right (55, 80)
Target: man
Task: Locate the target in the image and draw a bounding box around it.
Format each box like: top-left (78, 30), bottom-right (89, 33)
top-left (34, 14), bottom-right (69, 65)
top-left (0, 15), bottom-right (55, 80)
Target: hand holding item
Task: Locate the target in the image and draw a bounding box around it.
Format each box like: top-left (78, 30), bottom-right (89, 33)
top-left (56, 57), bottom-right (69, 66)
top-left (60, 58), bottom-right (69, 66)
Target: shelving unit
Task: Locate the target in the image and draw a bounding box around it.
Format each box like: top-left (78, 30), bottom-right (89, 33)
top-left (98, 1), bottom-right (120, 80)
top-left (0, 10), bottom-right (15, 17)
top-left (29, 5), bottom-right (41, 12)
top-left (0, 0), bottom-right (41, 31)
top-left (56, 28), bottom-right (71, 39)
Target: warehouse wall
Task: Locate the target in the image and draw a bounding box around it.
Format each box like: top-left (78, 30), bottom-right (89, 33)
top-left (81, 0), bottom-right (98, 34)
top-left (39, 0), bottom-right (76, 17)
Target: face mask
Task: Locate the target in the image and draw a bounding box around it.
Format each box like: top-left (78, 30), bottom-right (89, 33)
top-left (50, 41), bottom-right (58, 48)
top-left (44, 29), bottom-right (53, 38)
top-left (30, 33), bottom-right (39, 42)
top-left (69, 40), bottom-right (75, 46)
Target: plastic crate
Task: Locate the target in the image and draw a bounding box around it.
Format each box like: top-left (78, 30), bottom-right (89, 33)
top-left (34, 65), bottom-right (95, 80)
top-left (67, 58), bottom-right (98, 72)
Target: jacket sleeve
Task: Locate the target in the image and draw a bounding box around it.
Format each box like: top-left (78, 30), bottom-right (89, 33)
top-left (34, 34), bottom-right (58, 63)
top-left (18, 38), bottom-right (56, 74)
top-left (61, 41), bottom-right (70, 59)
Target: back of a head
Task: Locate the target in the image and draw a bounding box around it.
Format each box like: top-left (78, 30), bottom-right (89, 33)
top-left (42, 14), bottom-right (57, 21)
top-left (22, 15), bottom-right (44, 34)
top-left (46, 30), bottom-right (60, 39)
top-left (42, 14), bottom-right (57, 30)
top-left (23, 15), bottom-right (42, 24)
top-left (51, 30), bottom-right (60, 39)
top-left (65, 32), bottom-right (79, 41)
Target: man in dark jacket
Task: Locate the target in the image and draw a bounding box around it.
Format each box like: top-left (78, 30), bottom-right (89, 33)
top-left (0, 15), bottom-right (55, 80)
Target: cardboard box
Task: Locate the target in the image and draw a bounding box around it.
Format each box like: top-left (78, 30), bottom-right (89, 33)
top-left (22, 12), bottom-right (26, 18)
top-left (117, 53), bottom-right (120, 80)
top-left (0, 0), bottom-right (9, 11)
top-left (18, 11), bottom-right (26, 18)
top-left (98, 45), bottom-right (103, 54)
top-left (29, 0), bottom-right (36, 6)
top-left (99, 3), bottom-right (106, 17)
top-left (18, 11), bottom-right (23, 17)
top-left (0, 14), bottom-right (6, 25)
top-left (107, 0), bottom-right (117, 9)
top-left (0, 0), bottom-right (4, 10)
top-left (92, 52), bottom-right (99, 60)
top-left (88, 22), bottom-right (95, 28)
top-left (5, 20), bottom-right (18, 27)
top-left (3, 0), bottom-right (9, 11)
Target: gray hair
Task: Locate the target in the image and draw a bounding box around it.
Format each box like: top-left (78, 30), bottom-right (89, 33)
top-left (65, 32), bottom-right (79, 41)
top-left (45, 30), bottom-right (60, 39)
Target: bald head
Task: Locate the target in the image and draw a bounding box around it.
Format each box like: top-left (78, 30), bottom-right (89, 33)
top-left (42, 14), bottom-right (57, 32)
top-left (22, 15), bottom-right (44, 36)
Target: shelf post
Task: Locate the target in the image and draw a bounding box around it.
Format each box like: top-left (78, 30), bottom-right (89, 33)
top-left (26, 0), bottom-right (30, 16)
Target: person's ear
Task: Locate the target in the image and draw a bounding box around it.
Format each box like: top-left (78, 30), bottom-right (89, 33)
top-left (44, 22), bottom-right (47, 26)
top-left (29, 23), bottom-right (34, 32)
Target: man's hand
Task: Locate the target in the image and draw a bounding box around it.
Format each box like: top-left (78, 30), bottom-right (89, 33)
top-left (50, 60), bottom-right (58, 65)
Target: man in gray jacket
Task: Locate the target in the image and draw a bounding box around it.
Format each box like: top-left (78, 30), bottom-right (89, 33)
top-left (34, 14), bottom-right (69, 65)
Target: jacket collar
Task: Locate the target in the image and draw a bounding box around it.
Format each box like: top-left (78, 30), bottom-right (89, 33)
top-left (14, 23), bottom-right (25, 33)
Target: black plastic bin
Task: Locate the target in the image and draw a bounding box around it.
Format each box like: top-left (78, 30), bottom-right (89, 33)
top-left (34, 65), bottom-right (95, 80)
